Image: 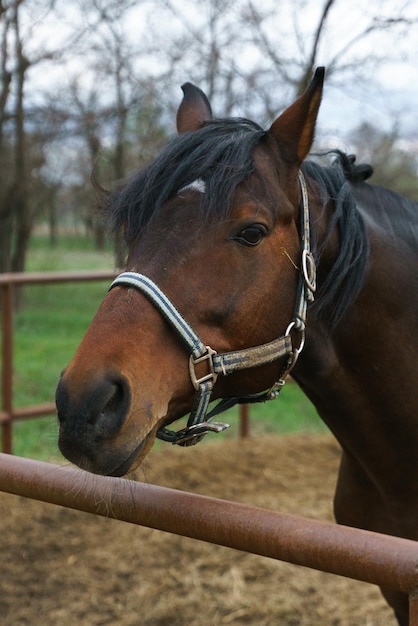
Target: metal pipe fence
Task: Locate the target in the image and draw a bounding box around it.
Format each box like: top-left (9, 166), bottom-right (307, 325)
top-left (0, 452), bottom-right (417, 624)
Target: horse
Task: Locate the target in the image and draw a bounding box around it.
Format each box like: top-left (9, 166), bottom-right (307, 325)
top-left (55, 68), bottom-right (418, 625)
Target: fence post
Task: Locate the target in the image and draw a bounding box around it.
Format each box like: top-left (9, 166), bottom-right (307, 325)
top-left (410, 592), bottom-right (418, 626)
top-left (239, 404), bottom-right (250, 438)
top-left (1, 280), bottom-right (13, 454)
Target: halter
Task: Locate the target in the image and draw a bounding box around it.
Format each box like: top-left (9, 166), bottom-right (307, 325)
top-left (109, 171), bottom-right (316, 446)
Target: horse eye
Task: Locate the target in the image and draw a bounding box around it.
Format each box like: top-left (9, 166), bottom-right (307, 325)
top-left (234, 225), bottom-right (267, 247)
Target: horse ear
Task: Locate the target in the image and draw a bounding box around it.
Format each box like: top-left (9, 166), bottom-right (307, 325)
top-left (176, 82), bottom-right (213, 134)
top-left (269, 67), bottom-right (325, 164)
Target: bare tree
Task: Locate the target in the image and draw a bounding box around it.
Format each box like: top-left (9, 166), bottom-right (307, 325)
top-left (9, 0), bottom-right (31, 274)
top-left (0, 1), bottom-right (14, 273)
top-left (349, 122), bottom-right (418, 199)
top-left (0, 0), bottom-right (11, 144)
top-left (68, 0), bottom-right (168, 266)
top-left (0, 0), bottom-right (32, 274)
top-left (0, 0), bottom-right (69, 274)
top-left (149, 0), bottom-right (261, 117)
top-left (2, 0), bottom-right (417, 280)
top-left (244, 0), bottom-right (418, 100)
top-left (150, 0), bottom-right (418, 126)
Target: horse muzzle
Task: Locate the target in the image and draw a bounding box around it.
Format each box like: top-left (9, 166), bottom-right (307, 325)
top-left (55, 371), bottom-right (145, 476)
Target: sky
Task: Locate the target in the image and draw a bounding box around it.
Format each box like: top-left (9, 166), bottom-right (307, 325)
top-left (20, 0), bottom-right (418, 146)
top-left (241, 0), bottom-right (418, 140)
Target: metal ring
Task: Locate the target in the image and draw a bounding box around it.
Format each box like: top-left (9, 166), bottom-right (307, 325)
top-left (285, 322), bottom-right (305, 354)
top-left (285, 321), bottom-right (296, 336)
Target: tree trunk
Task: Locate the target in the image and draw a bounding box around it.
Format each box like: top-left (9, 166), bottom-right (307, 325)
top-left (0, 197), bottom-right (13, 273)
top-left (9, 2), bottom-right (31, 276)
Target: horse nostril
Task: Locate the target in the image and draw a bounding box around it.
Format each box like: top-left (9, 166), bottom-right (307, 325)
top-left (87, 377), bottom-right (131, 437)
top-left (102, 384), bottom-right (123, 418)
top-left (92, 382), bottom-right (124, 426)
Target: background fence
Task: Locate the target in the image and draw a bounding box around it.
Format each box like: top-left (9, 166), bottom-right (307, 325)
top-left (0, 270), bottom-right (118, 454)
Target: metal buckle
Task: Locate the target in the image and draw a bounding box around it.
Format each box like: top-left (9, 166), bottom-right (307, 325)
top-left (174, 421), bottom-right (229, 446)
top-left (189, 346), bottom-right (218, 391)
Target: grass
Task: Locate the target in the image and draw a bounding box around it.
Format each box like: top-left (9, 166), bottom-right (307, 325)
top-left (2, 232), bottom-right (326, 461)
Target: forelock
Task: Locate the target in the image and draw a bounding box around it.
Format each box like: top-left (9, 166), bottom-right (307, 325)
top-left (107, 118), bottom-right (266, 242)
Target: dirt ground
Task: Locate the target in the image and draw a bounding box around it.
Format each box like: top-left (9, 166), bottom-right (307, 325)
top-left (0, 434), bottom-right (395, 626)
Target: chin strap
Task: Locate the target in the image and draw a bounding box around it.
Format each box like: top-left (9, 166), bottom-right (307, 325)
top-left (109, 171), bottom-right (316, 446)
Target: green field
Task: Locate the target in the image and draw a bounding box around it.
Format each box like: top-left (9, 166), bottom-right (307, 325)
top-left (2, 234), bottom-right (326, 462)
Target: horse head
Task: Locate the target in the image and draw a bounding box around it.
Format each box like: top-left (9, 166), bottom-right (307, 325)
top-left (55, 69), bottom-right (324, 476)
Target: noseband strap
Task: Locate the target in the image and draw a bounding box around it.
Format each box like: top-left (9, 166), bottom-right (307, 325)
top-left (109, 171), bottom-right (315, 446)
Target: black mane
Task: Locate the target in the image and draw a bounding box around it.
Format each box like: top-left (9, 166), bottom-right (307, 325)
top-left (302, 153), bottom-right (370, 327)
top-left (108, 118), bottom-right (265, 241)
top-left (107, 124), bottom-right (371, 329)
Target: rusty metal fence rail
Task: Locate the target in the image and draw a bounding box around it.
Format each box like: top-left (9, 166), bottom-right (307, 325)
top-left (0, 452), bottom-right (418, 624)
top-left (0, 270), bottom-right (119, 454)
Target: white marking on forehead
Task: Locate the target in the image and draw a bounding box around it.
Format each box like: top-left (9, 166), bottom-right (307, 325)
top-left (178, 178), bottom-right (206, 195)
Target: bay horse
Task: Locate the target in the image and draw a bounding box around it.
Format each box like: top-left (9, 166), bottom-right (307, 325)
top-left (56, 68), bottom-right (418, 625)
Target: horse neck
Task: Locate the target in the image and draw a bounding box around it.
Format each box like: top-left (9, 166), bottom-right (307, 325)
top-left (291, 185), bottom-right (418, 485)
